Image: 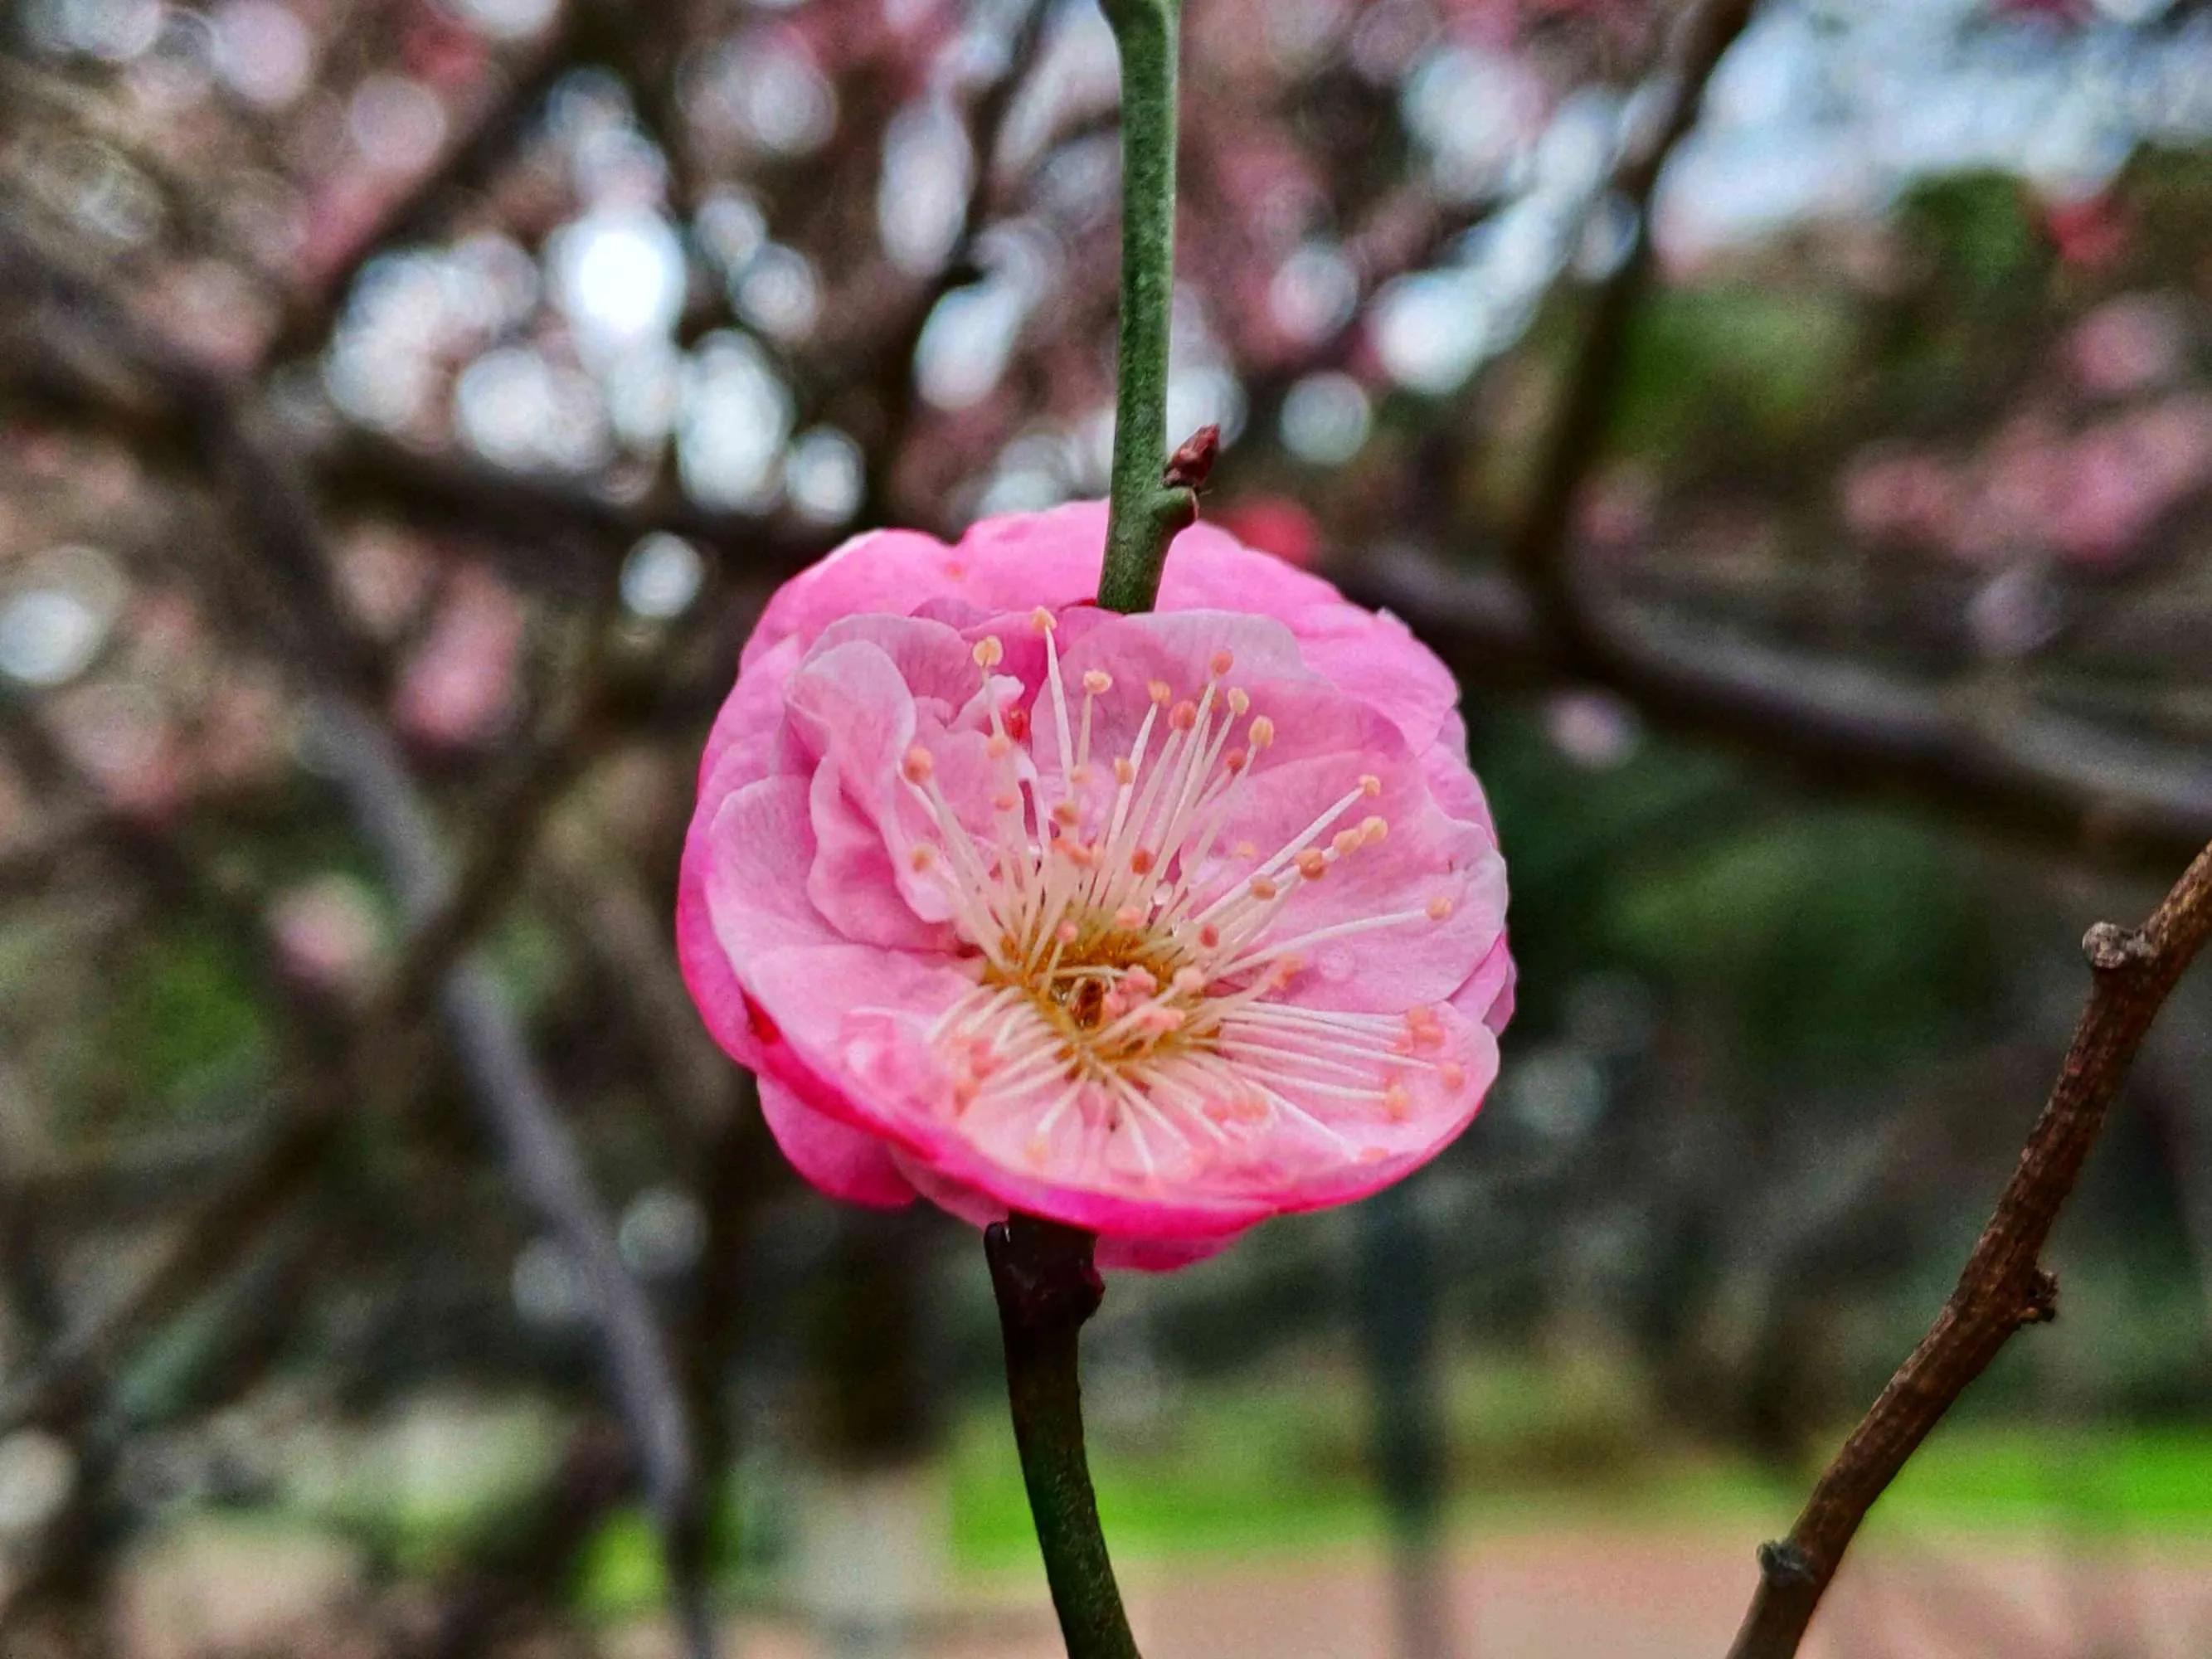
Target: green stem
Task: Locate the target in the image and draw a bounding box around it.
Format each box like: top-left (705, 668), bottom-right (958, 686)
top-left (985, 1215), bottom-right (1143, 1659)
top-left (1095, 0), bottom-right (1194, 615)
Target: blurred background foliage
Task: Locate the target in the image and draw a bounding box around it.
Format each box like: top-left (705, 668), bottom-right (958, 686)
top-left (2, 0), bottom-right (2212, 1653)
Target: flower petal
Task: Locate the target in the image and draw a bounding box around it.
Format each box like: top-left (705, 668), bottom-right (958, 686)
top-left (759, 1077), bottom-right (917, 1209)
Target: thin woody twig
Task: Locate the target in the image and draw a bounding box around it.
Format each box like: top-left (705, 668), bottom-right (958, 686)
top-left (1723, 837), bottom-right (2212, 1659)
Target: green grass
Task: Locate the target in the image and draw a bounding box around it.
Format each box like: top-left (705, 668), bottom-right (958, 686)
top-left (557, 1359), bottom-right (2212, 1616)
top-left (943, 1374), bottom-right (2212, 1572)
top-left (1874, 1423), bottom-right (2212, 1538)
top-left (558, 1412), bottom-right (2212, 1618)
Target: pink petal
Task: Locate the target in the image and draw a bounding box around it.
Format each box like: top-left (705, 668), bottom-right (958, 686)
top-left (759, 1077), bottom-right (917, 1209)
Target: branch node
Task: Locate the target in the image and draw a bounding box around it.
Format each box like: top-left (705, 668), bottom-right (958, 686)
top-left (2082, 921), bottom-right (2152, 974)
top-left (2017, 1266), bottom-right (2060, 1326)
top-left (984, 1213), bottom-right (1104, 1333)
top-left (1755, 1539), bottom-right (1816, 1588)
top-left (1162, 423), bottom-right (1220, 492)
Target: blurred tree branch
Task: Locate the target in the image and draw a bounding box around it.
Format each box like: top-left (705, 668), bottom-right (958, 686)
top-left (1334, 0), bottom-right (2212, 872)
top-left (1352, 551), bottom-right (2212, 869)
top-left (1500, 0), bottom-right (1757, 610)
top-left (1723, 835), bottom-right (2212, 1659)
top-left (266, 0), bottom-right (612, 362)
top-left (860, 0), bottom-right (1053, 524)
top-left (0, 224), bottom-right (722, 1659)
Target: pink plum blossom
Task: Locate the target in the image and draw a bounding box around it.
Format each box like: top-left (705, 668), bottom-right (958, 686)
top-left (1840, 447), bottom-right (1958, 550)
top-left (395, 566), bottom-right (524, 749)
top-left (2065, 294), bottom-right (2188, 400)
top-left (678, 504), bottom-right (1510, 1269)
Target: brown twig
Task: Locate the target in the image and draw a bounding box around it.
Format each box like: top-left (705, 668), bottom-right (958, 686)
top-left (306, 410), bottom-right (839, 584)
top-left (1723, 836), bottom-right (2212, 1659)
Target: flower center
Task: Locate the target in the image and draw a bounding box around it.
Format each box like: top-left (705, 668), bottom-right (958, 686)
top-left (895, 611), bottom-right (1467, 1174)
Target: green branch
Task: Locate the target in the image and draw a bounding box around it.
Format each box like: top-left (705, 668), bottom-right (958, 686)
top-left (989, 6), bottom-right (1189, 1645)
top-left (985, 1215), bottom-right (1143, 1659)
top-left (1095, 0), bottom-right (1194, 615)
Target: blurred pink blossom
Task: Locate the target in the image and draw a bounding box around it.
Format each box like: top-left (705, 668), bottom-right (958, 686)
top-left (2065, 294), bottom-right (2189, 399)
top-left (338, 530), bottom-right (435, 638)
top-left (1217, 497), bottom-right (1322, 567)
top-left (195, 674), bottom-right (289, 785)
top-left (46, 683), bottom-right (182, 816)
top-left (2041, 191), bottom-right (2129, 270)
top-left (1577, 465), bottom-right (1658, 549)
top-left (2048, 397), bottom-right (2212, 563)
top-left (1858, 397), bottom-right (2212, 567)
top-left (394, 566), bottom-right (524, 748)
top-left (678, 504), bottom-right (1510, 1269)
top-left (270, 873), bottom-right (385, 991)
top-left (1545, 690), bottom-right (1640, 769)
top-left (1840, 448), bottom-right (1958, 549)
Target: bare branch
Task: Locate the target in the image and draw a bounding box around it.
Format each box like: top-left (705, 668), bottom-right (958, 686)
top-left (308, 422), bottom-right (837, 584)
top-left (1723, 836), bottom-right (2212, 1659)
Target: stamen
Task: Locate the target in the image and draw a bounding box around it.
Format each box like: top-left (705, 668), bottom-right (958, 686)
top-left (901, 631), bottom-right (1464, 1172)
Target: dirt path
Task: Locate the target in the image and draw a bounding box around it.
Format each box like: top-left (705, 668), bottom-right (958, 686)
top-left (654, 1529), bottom-right (2212, 1659)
